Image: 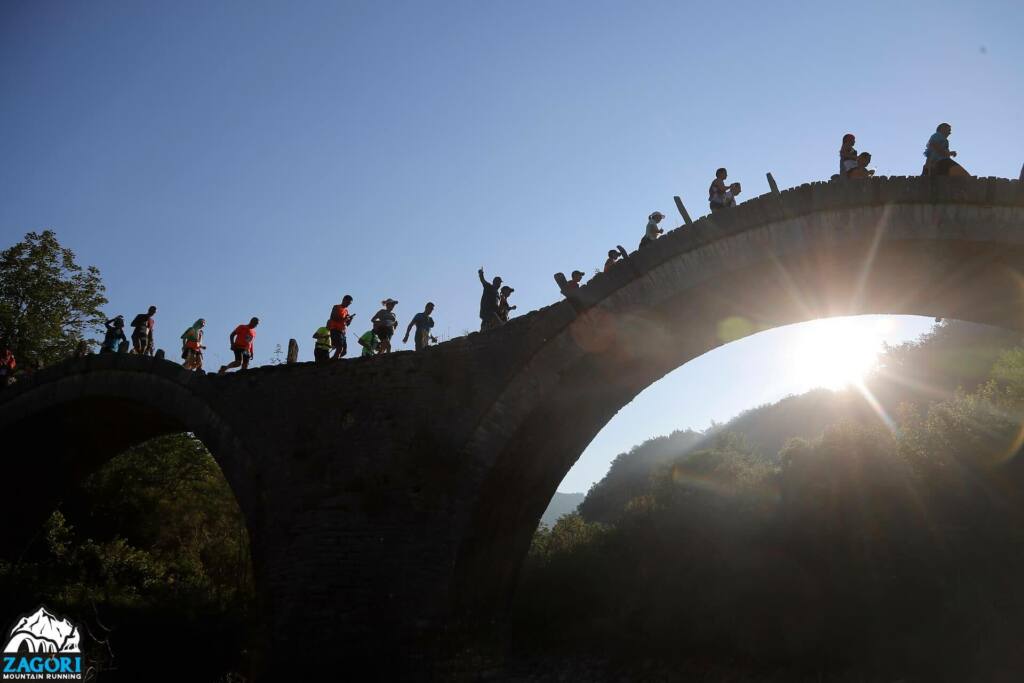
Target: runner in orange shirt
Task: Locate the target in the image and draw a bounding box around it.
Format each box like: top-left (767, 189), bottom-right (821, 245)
top-left (218, 317), bottom-right (259, 374)
top-left (327, 295), bottom-right (354, 359)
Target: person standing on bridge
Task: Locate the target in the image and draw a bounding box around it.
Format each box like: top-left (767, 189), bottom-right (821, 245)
top-left (403, 302), bottom-right (436, 351)
top-left (478, 268), bottom-right (503, 331)
top-left (371, 299), bottom-right (399, 353)
top-left (218, 317), bottom-right (259, 374)
top-left (639, 211), bottom-right (664, 248)
top-left (130, 306), bottom-right (157, 355)
top-left (328, 295), bottom-right (354, 359)
top-left (180, 319), bottom-right (206, 371)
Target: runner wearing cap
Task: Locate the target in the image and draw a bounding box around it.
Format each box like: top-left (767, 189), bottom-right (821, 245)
top-left (497, 286), bottom-right (516, 323)
top-left (563, 270), bottom-right (585, 295)
top-left (371, 299), bottom-right (399, 353)
top-left (640, 211), bottom-right (665, 248)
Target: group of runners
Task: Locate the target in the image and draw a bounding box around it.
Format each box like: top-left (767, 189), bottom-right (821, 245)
top-left (313, 296), bottom-right (438, 363)
top-left (92, 295), bottom-right (439, 376)
top-left (4, 122), bottom-right (1009, 384)
top-left (96, 307), bottom-right (257, 374)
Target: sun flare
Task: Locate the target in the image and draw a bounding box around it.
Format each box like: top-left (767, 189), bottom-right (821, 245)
top-left (791, 317), bottom-right (891, 390)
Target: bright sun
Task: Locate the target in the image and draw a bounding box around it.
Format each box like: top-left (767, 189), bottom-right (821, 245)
top-left (791, 317), bottom-right (891, 390)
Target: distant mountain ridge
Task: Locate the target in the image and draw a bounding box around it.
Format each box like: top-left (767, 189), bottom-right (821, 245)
top-left (540, 492), bottom-right (584, 527)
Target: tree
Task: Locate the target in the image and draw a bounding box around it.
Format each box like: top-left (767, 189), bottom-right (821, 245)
top-left (0, 230), bottom-right (107, 365)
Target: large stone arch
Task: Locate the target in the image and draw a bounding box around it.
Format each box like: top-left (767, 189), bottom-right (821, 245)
top-left (452, 176), bottom-right (1024, 616)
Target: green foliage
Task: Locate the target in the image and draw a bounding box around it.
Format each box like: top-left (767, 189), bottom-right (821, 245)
top-left (515, 334), bottom-right (1024, 678)
top-left (0, 230), bottom-right (107, 365)
top-left (0, 434), bottom-right (253, 681)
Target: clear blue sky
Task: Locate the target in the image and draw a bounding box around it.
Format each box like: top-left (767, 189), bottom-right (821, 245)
top-left (2, 1), bottom-right (1022, 492)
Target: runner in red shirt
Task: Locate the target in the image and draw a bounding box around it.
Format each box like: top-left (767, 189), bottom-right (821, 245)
top-left (218, 317), bottom-right (260, 374)
top-left (327, 295), bottom-right (354, 359)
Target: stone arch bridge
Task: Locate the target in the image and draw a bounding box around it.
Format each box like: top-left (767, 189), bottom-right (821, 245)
top-left (3, 176), bottom-right (1024, 679)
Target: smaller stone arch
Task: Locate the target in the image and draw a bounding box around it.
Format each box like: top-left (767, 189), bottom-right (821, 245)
top-left (0, 353), bottom-right (258, 561)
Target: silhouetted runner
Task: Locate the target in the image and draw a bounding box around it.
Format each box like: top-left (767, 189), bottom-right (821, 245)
top-left (218, 317), bottom-right (259, 374)
top-left (358, 329), bottom-right (380, 357)
top-left (328, 295), bottom-right (354, 359)
top-left (403, 302), bottom-right (436, 351)
top-left (497, 285), bottom-right (516, 323)
top-left (312, 324), bottom-right (332, 363)
top-left (371, 299), bottom-right (399, 353)
top-left (130, 306), bottom-right (156, 355)
top-left (180, 319), bottom-right (206, 371)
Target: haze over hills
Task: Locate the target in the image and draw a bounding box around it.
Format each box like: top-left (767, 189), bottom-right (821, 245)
top-left (561, 320), bottom-right (1022, 524)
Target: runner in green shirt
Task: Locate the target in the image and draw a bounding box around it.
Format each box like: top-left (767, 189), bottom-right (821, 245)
top-left (358, 330), bottom-right (380, 357)
top-left (312, 324), bottom-right (332, 363)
